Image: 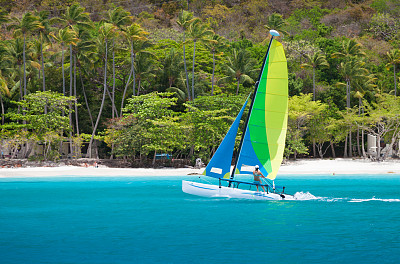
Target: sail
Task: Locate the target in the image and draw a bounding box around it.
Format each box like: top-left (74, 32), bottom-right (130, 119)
top-left (236, 39), bottom-right (288, 180)
top-left (203, 99), bottom-right (249, 179)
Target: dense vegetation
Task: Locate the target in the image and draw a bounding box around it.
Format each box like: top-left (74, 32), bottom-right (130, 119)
top-left (0, 0), bottom-right (400, 164)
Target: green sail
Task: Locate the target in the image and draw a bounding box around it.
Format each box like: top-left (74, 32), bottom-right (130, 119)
top-left (236, 39), bottom-right (288, 180)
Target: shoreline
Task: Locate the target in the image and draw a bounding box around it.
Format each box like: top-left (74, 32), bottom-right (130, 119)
top-left (0, 158), bottom-right (399, 178)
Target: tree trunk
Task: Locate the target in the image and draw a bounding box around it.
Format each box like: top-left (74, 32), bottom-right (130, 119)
top-left (23, 34), bottom-right (27, 97)
top-left (19, 64), bottom-right (22, 101)
top-left (110, 40), bottom-right (116, 160)
top-left (88, 40), bottom-right (108, 158)
top-left (182, 33), bottom-right (191, 101)
top-left (357, 127), bottom-right (361, 157)
top-left (112, 39), bottom-right (116, 119)
top-left (41, 38), bottom-right (46, 92)
top-left (60, 44), bottom-right (65, 156)
top-left (69, 45), bottom-right (73, 155)
top-left (105, 86), bottom-right (118, 117)
top-left (62, 44), bottom-right (65, 96)
top-left (377, 134), bottom-right (381, 160)
top-left (349, 131), bottom-right (353, 157)
top-left (394, 64), bottom-right (397, 96)
top-left (317, 144), bottom-right (323, 159)
top-left (80, 70), bottom-right (94, 129)
top-left (344, 135), bottom-right (348, 158)
top-left (137, 79), bottom-right (141, 95)
top-left (330, 141), bottom-right (336, 158)
top-left (361, 129), bottom-right (366, 158)
top-left (152, 150), bottom-right (156, 166)
top-left (312, 67), bottom-right (316, 101)
top-left (313, 139), bottom-right (316, 158)
top-left (191, 40), bottom-right (197, 101)
top-left (120, 67), bottom-right (133, 116)
top-left (133, 51), bottom-right (136, 96)
top-left (120, 43), bottom-right (135, 116)
top-left (74, 55), bottom-right (79, 136)
top-left (211, 51), bottom-right (215, 96)
top-left (236, 79), bottom-right (240, 95)
top-left (0, 93), bottom-right (4, 125)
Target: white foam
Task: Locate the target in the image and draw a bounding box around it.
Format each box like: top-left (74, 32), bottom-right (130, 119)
top-left (348, 197), bottom-right (400, 203)
top-left (316, 196), bottom-right (400, 203)
top-left (293, 191), bottom-right (319, 200)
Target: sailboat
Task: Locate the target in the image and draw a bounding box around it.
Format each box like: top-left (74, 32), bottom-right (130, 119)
top-left (182, 30), bottom-right (295, 200)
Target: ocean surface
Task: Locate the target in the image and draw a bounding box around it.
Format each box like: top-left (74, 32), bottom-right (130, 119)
top-left (0, 174), bottom-right (399, 264)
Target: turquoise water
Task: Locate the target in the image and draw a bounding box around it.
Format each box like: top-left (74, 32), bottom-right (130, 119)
top-left (0, 175), bottom-right (399, 264)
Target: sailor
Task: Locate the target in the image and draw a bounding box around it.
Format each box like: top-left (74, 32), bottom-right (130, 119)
top-left (253, 165), bottom-right (266, 192)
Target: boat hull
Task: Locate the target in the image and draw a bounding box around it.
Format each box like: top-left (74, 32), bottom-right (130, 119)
top-left (182, 180), bottom-right (296, 201)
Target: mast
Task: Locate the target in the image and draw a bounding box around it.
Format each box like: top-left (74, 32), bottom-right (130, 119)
top-left (230, 30), bottom-right (280, 180)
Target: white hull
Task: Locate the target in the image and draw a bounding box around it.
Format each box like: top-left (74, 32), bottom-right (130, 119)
top-left (182, 180), bottom-right (296, 201)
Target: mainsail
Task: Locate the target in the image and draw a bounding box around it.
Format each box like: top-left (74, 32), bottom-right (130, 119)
top-left (235, 38), bottom-right (288, 180)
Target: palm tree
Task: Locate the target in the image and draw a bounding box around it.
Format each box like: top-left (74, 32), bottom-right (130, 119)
top-left (219, 49), bottom-right (257, 95)
top-left (59, 3), bottom-right (92, 154)
top-left (176, 10), bottom-right (196, 100)
top-left (8, 12), bottom-right (42, 97)
top-left (60, 4), bottom-right (92, 104)
top-left (106, 7), bottom-right (132, 120)
top-left (204, 34), bottom-right (226, 95)
top-left (5, 38), bottom-right (24, 102)
top-left (186, 19), bottom-right (214, 100)
top-left (0, 8), bottom-right (9, 25)
top-left (333, 39), bottom-right (367, 158)
top-left (162, 47), bottom-right (183, 88)
top-left (301, 51), bottom-right (329, 101)
top-left (35, 10), bottom-right (58, 92)
top-left (336, 58), bottom-right (369, 157)
top-left (50, 28), bottom-right (78, 98)
top-left (264, 13), bottom-right (288, 37)
top-left (0, 43), bottom-right (11, 125)
top-left (134, 52), bottom-right (158, 95)
top-left (130, 39), bottom-right (152, 96)
top-left (332, 39), bottom-right (366, 59)
top-left (385, 49), bottom-right (400, 96)
top-left (301, 51), bottom-right (329, 157)
top-left (0, 71), bottom-right (10, 125)
top-left (61, 3), bottom-right (93, 30)
top-left (120, 23), bottom-right (149, 114)
top-left (88, 23), bottom-right (117, 158)
top-left (71, 26), bottom-right (96, 137)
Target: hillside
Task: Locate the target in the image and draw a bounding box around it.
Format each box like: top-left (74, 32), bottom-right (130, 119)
top-left (0, 0), bottom-right (399, 163)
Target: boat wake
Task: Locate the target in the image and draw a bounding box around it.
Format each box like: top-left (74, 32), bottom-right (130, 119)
top-left (293, 192), bottom-right (319, 200)
top-left (292, 193), bottom-right (400, 202)
top-left (348, 197), bottom-right (400, 203)
top-left (315, 197), bottom-right (400, 202)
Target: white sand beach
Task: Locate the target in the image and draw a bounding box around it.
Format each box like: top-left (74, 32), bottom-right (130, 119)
top-left (0, 158), bottom-right (399, 178)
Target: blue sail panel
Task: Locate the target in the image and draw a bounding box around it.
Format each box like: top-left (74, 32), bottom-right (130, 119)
top-left (203, 100), bottom-right (248, 179)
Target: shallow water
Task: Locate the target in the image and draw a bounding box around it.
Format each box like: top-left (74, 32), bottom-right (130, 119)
top-left (0, 175), bottom-right (399, 264)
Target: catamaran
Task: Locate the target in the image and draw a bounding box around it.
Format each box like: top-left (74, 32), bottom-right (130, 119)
top-left (182, 30), bottom-right (295, 200)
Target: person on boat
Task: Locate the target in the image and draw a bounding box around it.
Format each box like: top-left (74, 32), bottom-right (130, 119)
top-left (253, 165), bottom-right (266, 192)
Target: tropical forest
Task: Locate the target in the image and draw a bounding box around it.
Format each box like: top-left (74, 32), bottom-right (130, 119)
top-left (0, 0), bottom-right (400, 166)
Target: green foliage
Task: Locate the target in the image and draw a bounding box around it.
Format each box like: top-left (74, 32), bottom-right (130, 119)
top-left (369, 13), bottom-right (400, 41)
top-left (371, 0), bottom-right (400, 18)
top-left (183, 95), bottom-right (246, 162)
top-left (0, 1), bottom-right (399, 161)
top-left (286, 6), bottom-right (332, 40)
top-left (5, 91), bottom-right (74, 137)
